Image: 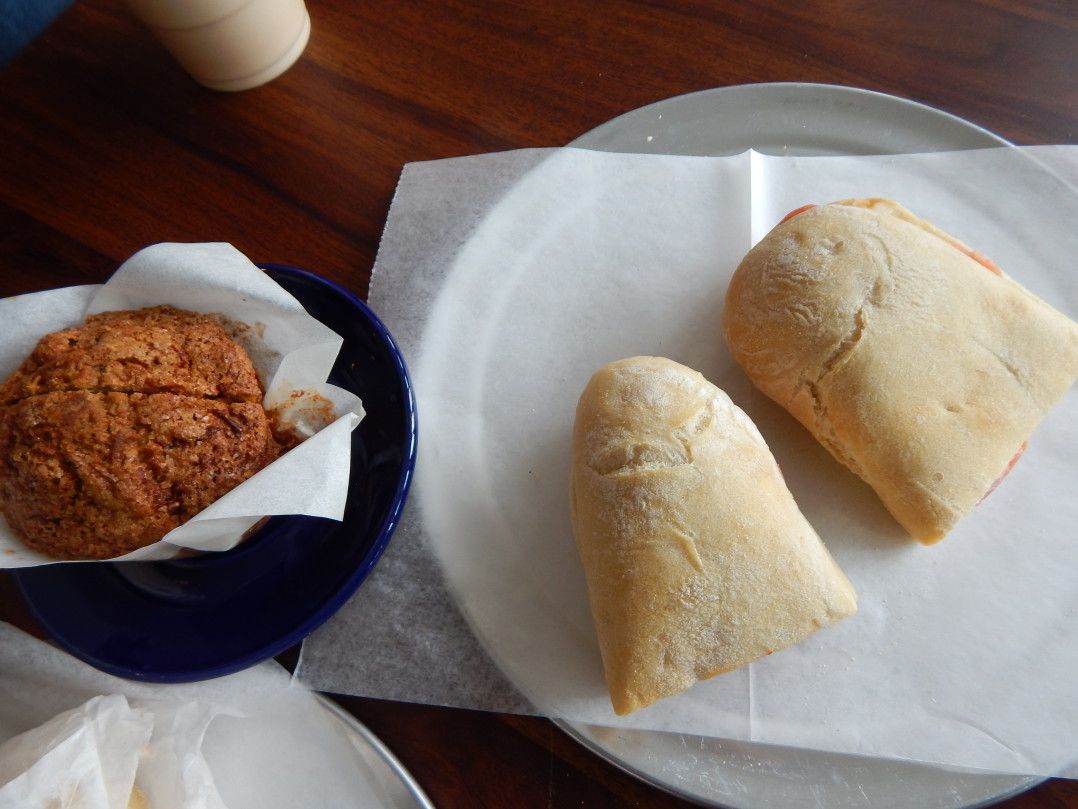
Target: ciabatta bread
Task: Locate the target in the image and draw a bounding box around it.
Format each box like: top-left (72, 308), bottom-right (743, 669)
top-left (570, 356), bottom-right (857, 714)
top-left (723, 199), bottom-right (1078, 542)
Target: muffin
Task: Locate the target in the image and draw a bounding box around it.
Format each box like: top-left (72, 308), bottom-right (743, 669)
top-left (0, 306), bottom-right (280, 559)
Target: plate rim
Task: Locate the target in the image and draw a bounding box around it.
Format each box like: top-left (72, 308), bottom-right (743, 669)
top-left (569, 81), bottom-right (1011, 155)
top-left (317, 695), bottom-right (437, 809)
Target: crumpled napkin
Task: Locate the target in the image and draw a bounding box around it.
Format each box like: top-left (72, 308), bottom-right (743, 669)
top-left (0, 694), bottom-right (154, 809)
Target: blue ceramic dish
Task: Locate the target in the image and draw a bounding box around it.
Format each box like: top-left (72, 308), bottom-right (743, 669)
top-left (12, 265), bottom-right (418, 683)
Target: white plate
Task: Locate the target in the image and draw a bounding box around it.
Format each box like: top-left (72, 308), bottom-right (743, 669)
top-left (317, 697), bottom-right (436, 809)
top-left (555, 82), bottom-right (1038, 809)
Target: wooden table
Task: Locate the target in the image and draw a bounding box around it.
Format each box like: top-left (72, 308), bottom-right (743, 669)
top-left (1, 1), bottom-right (1076, 806)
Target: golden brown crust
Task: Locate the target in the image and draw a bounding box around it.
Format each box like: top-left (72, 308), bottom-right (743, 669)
top-left (723, 200), bottom-right (1078, 542)
top-left (0, 306), bottom-right (278, 559)
top-left (570, 356), bottom-right (857, 715)
top-left (0, 391), bottom-right (278, 559)
top-left (0, 306), bottom-right (263, 405)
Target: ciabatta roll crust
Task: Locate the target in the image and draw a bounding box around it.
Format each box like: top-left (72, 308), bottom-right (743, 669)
top-left (724, 199), bottom-right (1078, 542)
top-left (570, 356), bottom-right (857, 715)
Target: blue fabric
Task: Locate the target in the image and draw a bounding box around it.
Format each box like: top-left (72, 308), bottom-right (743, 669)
top-left (0, 0), bottom-right (75, 65)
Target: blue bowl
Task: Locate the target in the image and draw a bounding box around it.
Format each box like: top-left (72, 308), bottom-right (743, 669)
top-left (11, 265), bottom-right (418, 683)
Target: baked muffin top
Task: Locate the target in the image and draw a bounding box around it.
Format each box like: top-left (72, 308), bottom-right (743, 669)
top-left (0, 306), bottom-right (263, 405)
top-left (0, 306), bottom-right (279, 559)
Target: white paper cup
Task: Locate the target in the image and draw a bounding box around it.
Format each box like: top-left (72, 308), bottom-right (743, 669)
top-left (125, 0), bottom-right (310, 92)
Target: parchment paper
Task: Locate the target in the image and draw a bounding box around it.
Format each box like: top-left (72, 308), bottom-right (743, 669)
top-left (298, 146), bottom-right (1078, 777)
top-left (0, 623), bottom-right (400, 809)
top-left (0, 243), bottom-right (364, 567)
top-left (0, 694), bottom-right (152, 809)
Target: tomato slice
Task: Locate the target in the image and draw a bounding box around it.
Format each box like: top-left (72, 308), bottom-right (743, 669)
top-left (954, 246), bottom-right (1002, 275)
top-left (981, 442), bottom-right (1027, 503)
top-left (779, 204), bottom-right (815, 225)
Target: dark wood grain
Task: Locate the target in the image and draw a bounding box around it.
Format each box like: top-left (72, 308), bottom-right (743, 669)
top-left (1, 1), bottom-right (1076, 807)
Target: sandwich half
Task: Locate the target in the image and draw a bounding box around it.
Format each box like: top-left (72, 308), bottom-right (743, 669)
top-left (724, 198), bottom-right (1078, 542)
top-left (570, 356), bottom-right (857, 714)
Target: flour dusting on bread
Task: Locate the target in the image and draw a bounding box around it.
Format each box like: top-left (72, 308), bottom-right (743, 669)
top-left (570, 356), bottom-right (857, 714)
